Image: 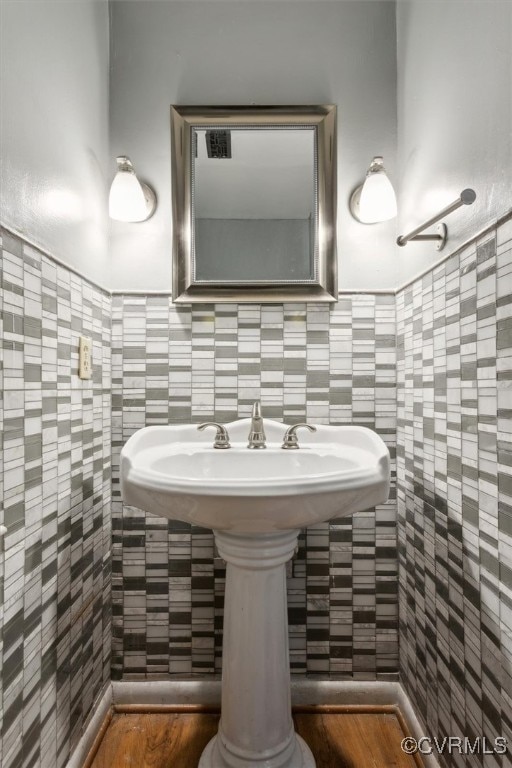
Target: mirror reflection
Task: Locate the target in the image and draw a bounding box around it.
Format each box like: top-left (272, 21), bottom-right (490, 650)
top-left (192, 128), bottom-right (316, 283)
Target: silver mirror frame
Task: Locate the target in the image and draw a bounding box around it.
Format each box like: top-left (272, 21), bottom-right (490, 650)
top-left (170, 105), bottom-right (337, 303)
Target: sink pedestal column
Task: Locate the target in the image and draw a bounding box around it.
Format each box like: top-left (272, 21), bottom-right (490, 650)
top-left (198, 530), bottom-right (315, 768)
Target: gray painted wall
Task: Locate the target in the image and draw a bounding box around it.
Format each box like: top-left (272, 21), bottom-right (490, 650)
top-left (396, 0), bottom-right (512, 285)
top-left (109, 0), bottom-right (398, 291)
top-left (0, 0), bottom-right (110, 286)
top-left (3, 1), bottom-right (509, 292)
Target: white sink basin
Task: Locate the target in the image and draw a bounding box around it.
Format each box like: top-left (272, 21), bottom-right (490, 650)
top-left (121, 418), bottom-right (390, 534)
top-left (120, 417), bottom-right (390, 768)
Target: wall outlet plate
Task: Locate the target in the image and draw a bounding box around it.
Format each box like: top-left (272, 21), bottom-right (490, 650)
top-left (79, 336), bottom-right (92, 379)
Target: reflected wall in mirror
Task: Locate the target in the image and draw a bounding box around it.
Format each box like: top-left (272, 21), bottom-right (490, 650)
top-left (194, 128), bottom-right (316, 283)
top-left (171, 106), bottom-right (337, 303)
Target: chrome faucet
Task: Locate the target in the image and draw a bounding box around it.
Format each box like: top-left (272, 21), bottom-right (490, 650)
top-left (197, 422), bottom-right (231, 449)
top-left (281, 423), bottom-right (317, 449)
top-left (247, 401), bottom-right (266, 449)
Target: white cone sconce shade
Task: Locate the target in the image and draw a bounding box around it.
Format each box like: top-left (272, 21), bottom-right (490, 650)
top-left (109, 156), bottom-right (157, 222)
top-left (350, 156), bottom-right (397, 224)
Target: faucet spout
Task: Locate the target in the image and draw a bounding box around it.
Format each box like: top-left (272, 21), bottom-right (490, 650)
top-left (247, 401), bottom-right (266, 449)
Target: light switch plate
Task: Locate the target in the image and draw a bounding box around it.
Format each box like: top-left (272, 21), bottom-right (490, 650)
top-left (79, 336), bottom-right (92, 379)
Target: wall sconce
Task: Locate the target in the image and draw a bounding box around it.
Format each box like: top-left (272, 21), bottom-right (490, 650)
top-left (349, 156), bottom-right (397, 224)
top-left (109, 156), bottom-right (157, 222)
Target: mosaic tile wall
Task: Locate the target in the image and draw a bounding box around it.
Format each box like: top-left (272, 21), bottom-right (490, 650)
top-left (0, 229), bottom-right (112, 768)
top-left (396, 215), bottom-right (512, 767)
top-left (111, 295), bottom-right (399, 680)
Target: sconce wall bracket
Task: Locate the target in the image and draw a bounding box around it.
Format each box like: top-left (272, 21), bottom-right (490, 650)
top-left (140, 183), bottom-right (157, 221)
top-left (349, 185), bottom-right (366, 224)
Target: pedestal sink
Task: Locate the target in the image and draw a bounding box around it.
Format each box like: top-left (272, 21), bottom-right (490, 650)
top-left (121, 417), bottom-right (390, 768)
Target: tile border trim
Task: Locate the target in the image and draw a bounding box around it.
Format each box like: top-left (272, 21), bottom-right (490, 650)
top-left (3, 207), bottom-right (511, 299)
top-left (0, 223), bottom-right (111, 295)
top-left (111, 678), bottom-right (413, 709)
top-left (64, 685), bottom-right (113, 768)
top-left (2, 222), bottom-right (396, 296)
top-left (110, 288), bottom-right (397, 296)
top-left (395, 686), bottom-right (441, 768)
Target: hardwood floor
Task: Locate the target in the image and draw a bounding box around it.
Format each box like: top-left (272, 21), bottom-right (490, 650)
top-left (294, 712), bottom-right (418, 767)
top-left (89, 709), bottom-right (421, 768)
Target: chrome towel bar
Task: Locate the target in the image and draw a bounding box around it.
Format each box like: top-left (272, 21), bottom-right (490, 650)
top-left (397, 188), bottom-right (476, 251)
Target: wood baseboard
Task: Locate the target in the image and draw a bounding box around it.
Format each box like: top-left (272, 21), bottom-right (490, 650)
top-left (113, 703), bottom-right (400, 715)
top-left (114, 703), bottom-right (220, 714)
top-left (293, 704), bottom-right (399, 715)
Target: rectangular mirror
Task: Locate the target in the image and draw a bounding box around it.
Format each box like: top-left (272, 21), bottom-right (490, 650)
top-left (171, 105), bottom-right (337, 303)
